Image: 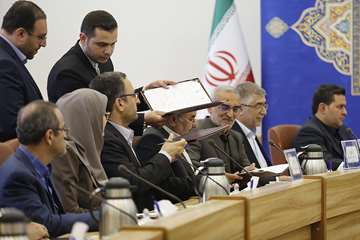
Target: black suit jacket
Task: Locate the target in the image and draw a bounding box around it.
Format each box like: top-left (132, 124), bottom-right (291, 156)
top-left (47, 41), bottom-right (113, 103)
top-left (0, 149), bottom-right (97, 237)
top-left (0, 37), bottom-right (42, 141)
top-left (47, 41), bottom-right (146, 135)
top-left (232, 122), bottom-right (272, 168)
top-left (101, 122), bottom-right (173, 211)
top-left (294, 116), bottom-right (353, 170)
top-left (136, 127), bottom-right (197, 200)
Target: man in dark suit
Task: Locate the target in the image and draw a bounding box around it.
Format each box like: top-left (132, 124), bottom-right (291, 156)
top-left (0, 1), bottom-right (46, 141)
top-left (47, 10), bottom-right (172, 135)
top-left (294, 84), bottom-right (353, 170)
top-left (90, 72), bottom-right (187, 211)
top-left (232, 82), bottom-right (271, 168)
top-left (188, 86), bottom-right (254, 183)
top-left (137, 111), bottom-right (199, 201)
top-left (0, 101), bottom-right (97, 237)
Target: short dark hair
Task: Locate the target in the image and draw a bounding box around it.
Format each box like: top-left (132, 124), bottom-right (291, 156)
top-left (80, 10), bottom-right (117, 37)
top-left (312, 84), bottom-right (346, 114)
top-left (16, 101), bottom-right (60, 145)
top-left (2, 1), bottom-right (46, 34)
top-left (89, 72), bottom-right (127, 112)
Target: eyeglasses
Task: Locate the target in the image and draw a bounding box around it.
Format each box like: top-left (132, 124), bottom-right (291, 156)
top-left (118, 92), bottom-right (139, 99)
top-left (54, 127), bottom-right (70, 136)
top-left (241, 103), bottom-right (268, 110)
top-left (218, 103), bottom-right (242, 113)
top-left (27, 31), bottom-right (47, 41)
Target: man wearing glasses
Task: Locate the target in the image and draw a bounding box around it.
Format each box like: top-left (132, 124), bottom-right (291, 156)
top-left (0, 1), bottom-right (47, 141)
top-left (0, 100), bottom-right (98, 237)
top-left (232, 82), bottom-right (272, 168)
top-left (188, 86), bottom-right (255, 183)
top-left (90, 72), bottom-right (187, 211)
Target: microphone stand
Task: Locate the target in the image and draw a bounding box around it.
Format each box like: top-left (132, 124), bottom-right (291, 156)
top-left (52, 174), bottom-right (137, 224)
top-left (118, 165), bottom-right (186, 209)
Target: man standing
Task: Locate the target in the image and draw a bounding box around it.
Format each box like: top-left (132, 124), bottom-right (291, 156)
top-left (0, 101), bottom-right (97, 237)
top-left (90, 72), bottom-right (187, 210)
top-left (188, 86), bottom-right (254, 181)
top-left (0, 1), bottom-right (46, 141)
top-left (47, 10), bottom-right (171, 134)
top-left (47, 10), bottom-right (116, 102)
top-left (232, 82), bottom-right (271, 168)
top-left (294, 84), bottom-right (353, 170)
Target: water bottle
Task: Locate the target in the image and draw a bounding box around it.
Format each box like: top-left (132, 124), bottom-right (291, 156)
top-left (0, 208), bottom-right (28, 240)
top-left (199, 158), bottom-right (230, 202)
top-left (99, 177), bottom-right (137, 238)
top-left (300, 144), bottom-right (328, 175)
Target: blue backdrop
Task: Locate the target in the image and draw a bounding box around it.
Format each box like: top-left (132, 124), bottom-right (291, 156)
top-left (261, 0), bottom-right (360, 156)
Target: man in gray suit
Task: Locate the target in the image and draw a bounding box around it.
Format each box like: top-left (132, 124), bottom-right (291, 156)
top-left (188, 86), bottom-right (255, 182)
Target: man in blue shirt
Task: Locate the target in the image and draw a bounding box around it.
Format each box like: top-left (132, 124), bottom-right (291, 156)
top-left (0, 100), bottom-right (97, 237)
top-left (0, 1), bottom-right (46, 141)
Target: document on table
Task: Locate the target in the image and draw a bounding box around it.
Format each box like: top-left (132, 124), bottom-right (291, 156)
top-left (254, 163), bottom-right (289, 174)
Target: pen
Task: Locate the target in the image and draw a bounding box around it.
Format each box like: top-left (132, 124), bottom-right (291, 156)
top-left (153, 198), bottom-right (163, 217)
top-left (250, 179), bottom-right (254, 190)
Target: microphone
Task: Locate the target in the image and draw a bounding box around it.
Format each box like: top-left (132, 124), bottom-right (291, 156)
top-left (52, 174), bottom-right (137, 224)
top-left (268, 140), bottom-right (284, 154)
top-left (346, 128), bottom-right (358, 140)
top-left (208, 140), bottom-right (253, 176)
top-left (118, 165), bottom-right (186, 209)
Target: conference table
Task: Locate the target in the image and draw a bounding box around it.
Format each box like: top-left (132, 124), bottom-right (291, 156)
top-left (85, 169), bottom-right (360, 240)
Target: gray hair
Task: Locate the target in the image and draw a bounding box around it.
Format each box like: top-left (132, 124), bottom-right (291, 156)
top-left (236, 82), bottom-right (266, 103)
top-left (211, 85), bottom-right (240, 101)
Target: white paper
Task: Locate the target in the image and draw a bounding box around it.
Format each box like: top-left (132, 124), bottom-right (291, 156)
top-left (253, 164), bottom-right (289, 174)
top-left (143, 79), bottom-right (212, 113)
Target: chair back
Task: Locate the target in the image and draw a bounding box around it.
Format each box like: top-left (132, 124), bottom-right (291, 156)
top-left (0, 138), bottom-right (19, 166)
top-left (268, 124), bottom-right (301, 165)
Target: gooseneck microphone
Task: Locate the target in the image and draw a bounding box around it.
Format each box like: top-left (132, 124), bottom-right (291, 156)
top-left (268, 140), bottom-right (284, 154)
top-left (52, 174), bottom-right (137, 224)
top-left (346, 128), bottom-right (359, 140)
top-left (118, 165), bottom-right (186, 209)
top-left (208, 140), bottom-right (253, 176)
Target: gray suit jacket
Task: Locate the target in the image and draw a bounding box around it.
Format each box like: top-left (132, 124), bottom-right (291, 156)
top-left (188, 118), bottom-right (251, 173)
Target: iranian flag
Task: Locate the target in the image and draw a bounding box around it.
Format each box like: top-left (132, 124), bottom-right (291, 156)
top-left (203, 0), bottom-right (254, 91)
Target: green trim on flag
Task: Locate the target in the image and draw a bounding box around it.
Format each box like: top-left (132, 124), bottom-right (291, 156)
top-left (210, 0), bottom-right (234, 36)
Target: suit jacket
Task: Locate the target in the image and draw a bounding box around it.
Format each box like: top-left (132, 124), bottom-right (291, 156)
top-left (0, 148), bottom-right (97, 237)
top-left (294, 116), bottom-right (353, 170)
top-left (232, 122), bottom-right (272, 168)
top-left (47, 41), bottom-right (113, 103)
top-left (188, 118), bottom-right (251, 173)
top-left (136, 127), bottom-right (197, 200)
top-left (101, 122), bottom-right (173, 211)
top-left (0, 37), bottom-right (42, 141)
top-left (47, 41), bottom-right (146, 135)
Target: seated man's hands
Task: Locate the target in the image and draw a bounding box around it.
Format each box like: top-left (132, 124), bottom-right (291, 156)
top-left (161, 138), bottom-right (187, 161)
top-left (27, 222), bottom-right (49, 240)
top-left (143, 80), bottom-right (177, 90)
top-left (244, 163), bottom-right (256, 172)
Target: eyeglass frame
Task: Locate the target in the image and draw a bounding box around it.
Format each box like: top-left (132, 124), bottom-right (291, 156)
top-left (53, 127), bottom-right (70, 136)
top-left (241, 102), bottom-right (268, 110)
top-left (26, 30), bottom-right (47, 41)
top-left (117, 92), bottom-right (139, 99)
top-left (217, 103), bottom-right (242, 113)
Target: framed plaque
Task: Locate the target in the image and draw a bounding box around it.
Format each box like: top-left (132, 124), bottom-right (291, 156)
top-left (284, 148), bottom-right (303, 180)
top-left (341, 140), bottom-right (360, 169)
